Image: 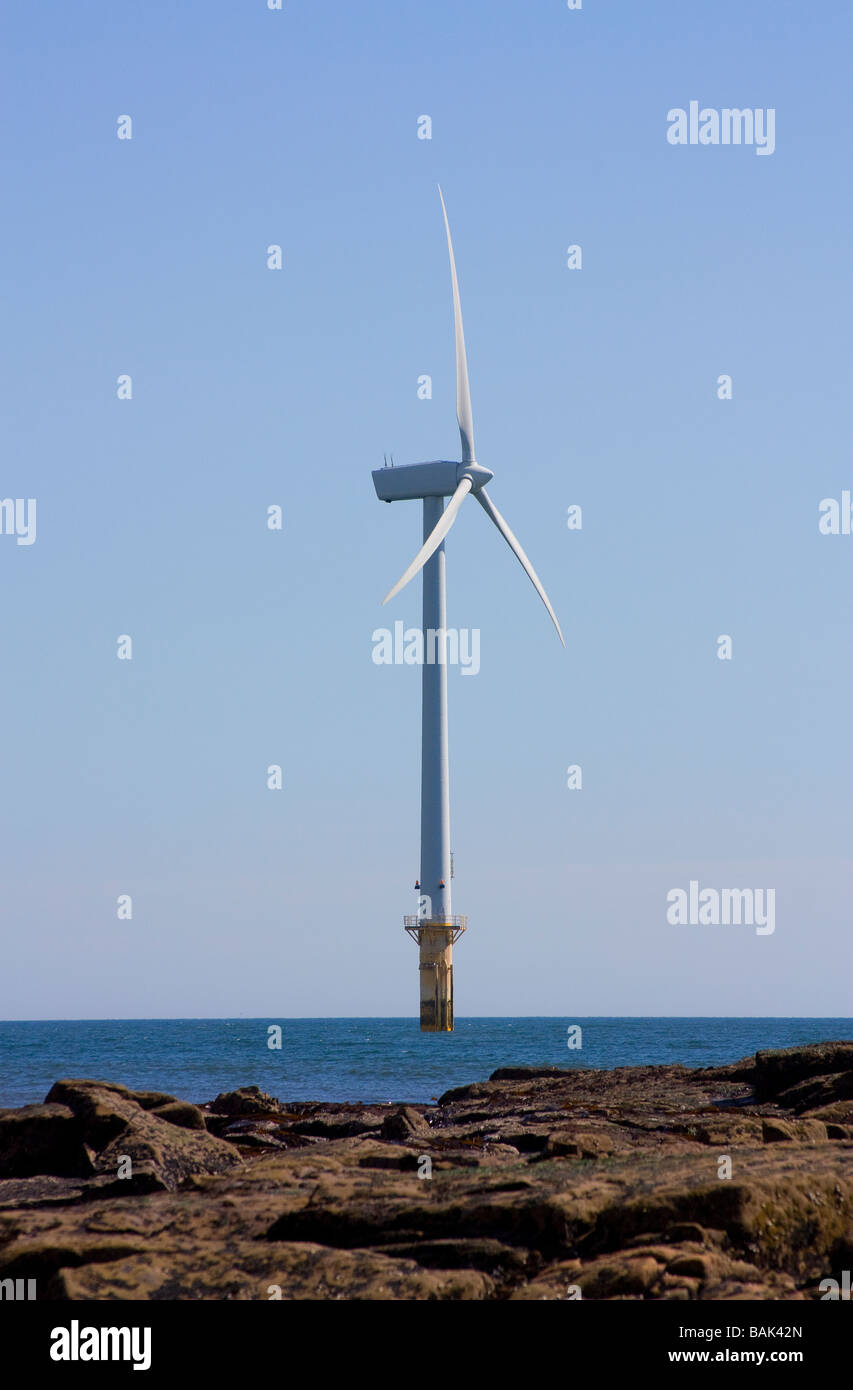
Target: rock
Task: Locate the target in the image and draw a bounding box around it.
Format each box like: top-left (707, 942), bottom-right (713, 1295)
top-left (93, 1111), bottom-right (242, 1192)
top-left (694, 1056), bottom-right (758, 1083)
top-left (44, 1081), bottom-right (140, 1149)
top-left (380, 1107), bottom-right (431, 1141)
top-left (808, 1102), bottom-right (853, 1125)
top-left (666, 1252), bottom-right (716, 1279)
top-left (776, 1072), bottom-right (853, 1114)
top-left (226, 1134), bottom-right (289, 1152)
top-left (490, 1127), bottom-right (550, 1154)
top-left (0, 1176), bottom-right (92, 1208)
top-left (761, 1118), bottom-right (827, 1144)
top-left (480, 1143), bottom-right (521, 1160)
top-left (2, 1051), bottom-right (852, 1299)
top-left (290, 1113), bottom-right (385, 1140)
top-left (691, 1119), bottom-right (764, 1146)
top-left (45, 1079), bottom-right (177, 1113)
top-left (47, 1239), bottom-right (494, 1301)
top-left (544, 1129), bottom-right (616, 1160)
top-left (762, 1118), bottom-right (793, 1143)
top-left (131, 1091), bottom-right (181, 1110)
top-left (506, 1259), bottom-right (582, 1300)
top-left (664, 1223), bottom-right (724, 1246)
top-left (377, 1237), bottom-right (529, 1275)
top-left (209, 1086), bottom-right (282, 1118)
top-left (659, 1277), bottom-right (696, 1299)
top-left (23, 1080), bottom-right (244, 1192)
top-left (544, 1132), bottom-right (582, 1158)
top-left (578, 1254), bottom-right (664, 1298)
top-left (355, 1147), bottom-right (421, 1171)
top-left (84, 1164), bottom-right (170, 1197)
top-left (754, 1043), bottom-right (853, 1100)
top-left (150, 1102), bottom-right (207, 1131)
top-left (0, 1105), bottom-right (92, 1179)
top-left (223, 1120), bottom-right (278, 1135)
top-left (490, 1067), bottom-right (582, 1082)
top-left (435, 1081), bottom-right (492, 1106)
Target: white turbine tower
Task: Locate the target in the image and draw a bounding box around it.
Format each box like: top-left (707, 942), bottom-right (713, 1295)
top-left (373, 187), bottom-right (564, 1031)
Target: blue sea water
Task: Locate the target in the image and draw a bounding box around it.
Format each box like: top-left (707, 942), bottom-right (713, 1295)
top-left (1, 1018), bottom-right (851, 1110)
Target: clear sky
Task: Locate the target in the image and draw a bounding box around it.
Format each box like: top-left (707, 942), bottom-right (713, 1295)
top-left (1, 0), bottom-right (850, 1019)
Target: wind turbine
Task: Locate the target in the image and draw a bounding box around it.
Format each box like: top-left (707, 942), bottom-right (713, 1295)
top-left (373, 187), bottom-right (564, 1032)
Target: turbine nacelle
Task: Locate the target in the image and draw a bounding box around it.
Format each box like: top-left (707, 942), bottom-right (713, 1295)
top-left (372, 459), bottom-right (493, 504)
top-left (459, 462), bottom-right (493, 491)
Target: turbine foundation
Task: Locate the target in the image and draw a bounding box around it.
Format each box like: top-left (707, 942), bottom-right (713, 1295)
top-left (404, 917), bottom-right (467, 1032)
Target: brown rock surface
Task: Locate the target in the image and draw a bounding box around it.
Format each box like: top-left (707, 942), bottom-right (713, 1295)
top-left (753, 1042), bottom-right (853, 1099)
top-left (0, 1104), bottom-right (92, 1179)
top-left (0, 1043), bottom-right (852, 1300)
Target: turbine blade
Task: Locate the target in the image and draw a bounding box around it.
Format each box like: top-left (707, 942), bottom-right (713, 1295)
top-left (382, 478), bottom-right (473, 605)
top-left (476, 489), bottom-right (565, 646)
top-left (438, 186), bottom-right (475, 463)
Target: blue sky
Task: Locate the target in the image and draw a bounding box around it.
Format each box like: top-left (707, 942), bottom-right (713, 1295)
top-left (1, 0), bottom-right (851, 1018)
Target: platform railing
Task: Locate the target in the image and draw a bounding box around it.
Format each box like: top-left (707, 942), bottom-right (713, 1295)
top-left (404, 914), bottom-right (467, 929)
top-left (404, 914), bottom-right (468, 944)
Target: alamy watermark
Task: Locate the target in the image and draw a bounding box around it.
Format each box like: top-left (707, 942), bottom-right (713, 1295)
top-left (819, 492), bottom-right (853, 534)
top-left (0, 498), bottom-right (36, 546)
top-left (820, 1270), bottom-right (852, 1300)
top-left (667, 103), bottom-right (775, 156)
top-left (666, 880), bottom-right (775, 936)
top-left (372, 622), bottom-right (480, 675)
top-left (50, 1321), bottom-right (151, 1370)
top-left (0, 1277), bottom-right (36, 1300)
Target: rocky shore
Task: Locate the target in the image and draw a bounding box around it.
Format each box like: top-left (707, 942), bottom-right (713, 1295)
top-left (1, 1041), bottom-right (852, 1299)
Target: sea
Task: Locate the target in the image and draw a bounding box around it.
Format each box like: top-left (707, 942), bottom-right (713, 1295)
top-left (1, 1017), bottom-right (851, 1110)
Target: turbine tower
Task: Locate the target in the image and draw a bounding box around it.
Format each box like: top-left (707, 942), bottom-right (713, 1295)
top-left (373, 187), bottom-right (564, 1032)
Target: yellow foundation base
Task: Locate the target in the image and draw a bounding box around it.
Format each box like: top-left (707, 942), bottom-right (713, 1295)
top-left (404, 917), bottom-right (467, 1033)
